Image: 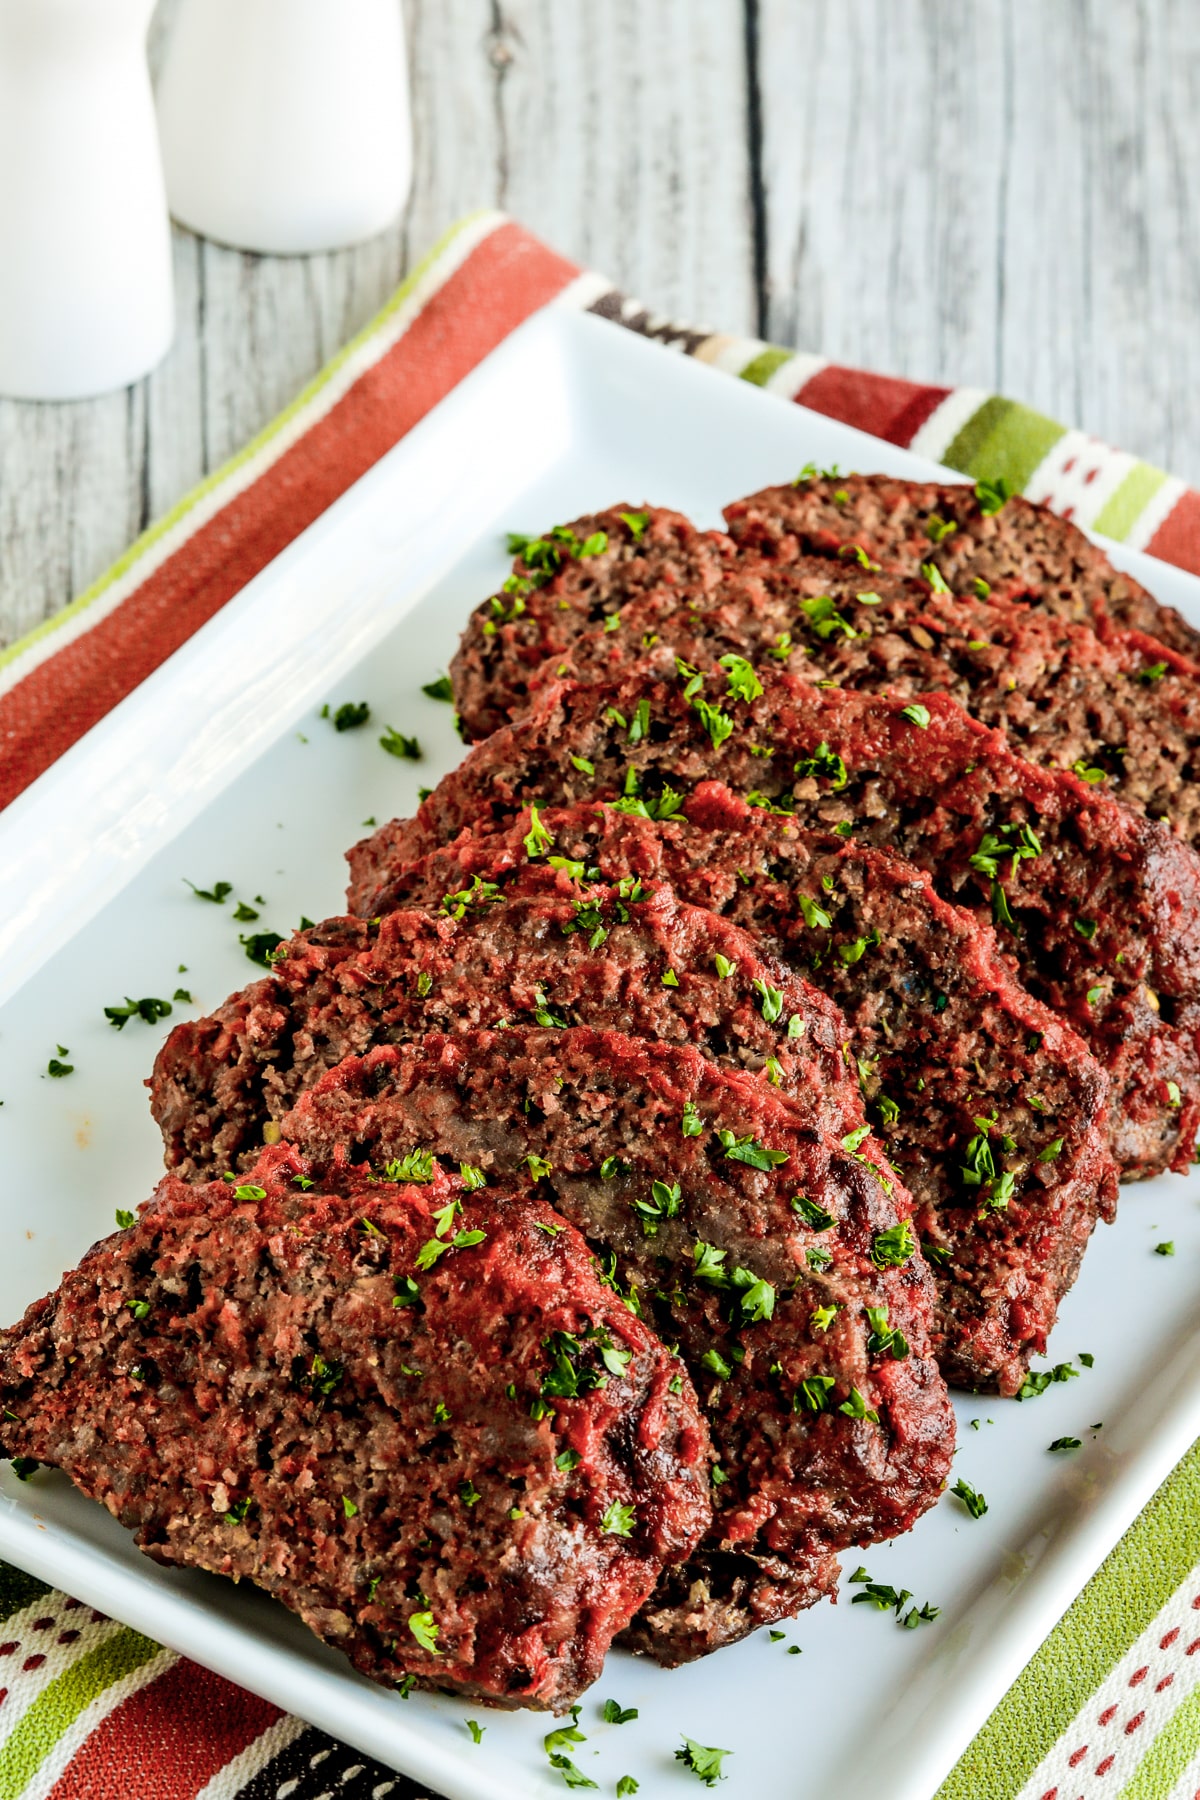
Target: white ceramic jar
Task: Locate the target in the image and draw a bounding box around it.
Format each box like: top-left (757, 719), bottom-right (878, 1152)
top-left (0, 0), bottom-right (174, 400)
top-left (156, 0), bottom-right (413, 256)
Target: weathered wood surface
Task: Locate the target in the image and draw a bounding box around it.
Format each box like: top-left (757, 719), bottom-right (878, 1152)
top-left (0, 0), bottom-right (1195, 640)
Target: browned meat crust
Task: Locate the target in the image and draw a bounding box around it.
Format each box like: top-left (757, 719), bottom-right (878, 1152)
top-left (723, 473), bottom-right (1200, 659)
top-left (346, 798), bottom-right (1117, 1397)
top-left (349, 666), bottom-right (1200, 1177)
top-left (450, 505), bottom-right (733, 739)
top-left (280, 1027), bottom-right (954, 1663)
top-left (0, 1148), bottom-right (712, 1711)
top-left (532, 556), bottom-right (1200, 851)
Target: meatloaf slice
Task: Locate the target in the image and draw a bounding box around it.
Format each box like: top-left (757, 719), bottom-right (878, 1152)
top-left (149, 874), bottom-right (860, 1182)
top-left (280, 1028), bottom-right (954, 1664)
top-left (722, 472), bottom-right (1200, 660)
top-left (350, 666), bottom-right (1200, 1176)
top-left (347, 798), bottom-right (1116, 1397)
top-left (0, 1148), bottom-right (712, 1711)
top-left (538, 558), bottom-right (1200, 851)
top-left (451, 504), bottom-right (734, 739)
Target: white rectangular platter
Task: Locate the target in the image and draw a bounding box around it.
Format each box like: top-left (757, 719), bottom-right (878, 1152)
top-left (1, 304), bottom-right (1199, 1800)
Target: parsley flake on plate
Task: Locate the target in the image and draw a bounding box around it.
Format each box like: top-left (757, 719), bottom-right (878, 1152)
top-left (407, 1610), bottom-right (440, 1655)
top-left (951, 1478), bottom-right (988, 1519)
top-left (380, 726), bottom-right (421, 760)
top-left (675, 1737), bottom-right (732, 1787)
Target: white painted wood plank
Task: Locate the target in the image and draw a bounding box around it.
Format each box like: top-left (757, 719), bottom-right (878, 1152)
top-left (756, 0), bottom-right (1200, 480)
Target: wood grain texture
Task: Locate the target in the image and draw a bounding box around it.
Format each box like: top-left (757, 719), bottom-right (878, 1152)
top-left (755, 0), bottom-right (1200, 473)
top-left (0, 0), bottom-right (1196, 641)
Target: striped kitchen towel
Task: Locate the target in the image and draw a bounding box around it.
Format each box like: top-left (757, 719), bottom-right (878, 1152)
top-left (1, 209), bottom-right (1198, 1800)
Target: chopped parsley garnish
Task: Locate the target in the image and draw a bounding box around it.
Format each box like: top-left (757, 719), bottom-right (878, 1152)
top-left (341, 1494), bottom-right (359, 1519)
top-left (104, 995), bottom-right (172, 1030)
top-left (631, 1179), bottom-right (682, 1235)
top-left (969, 821), bottom-right (1042, 881)
top-left (231, 1182), bottom-right (266, 1201)
top-left (525, 1152), bottom-right (553, 1181)
top-left (841, 1124), bottom-right (871, 1153)
top-left (791, 1194), bottom-right (835, 1230)
top-left (865, 1306), bottom-right (909, 1360)
top-left (407, 1610), bottom-right (440, 1655)
top-left (798, 893), bottom-right (832, 930)
top-left (459, 1479), bottom-right (481, 1507)
top-left (1038, 1137), bottom-right (1065, 1162)
top-left (392, 1276), bottom-right (421, 1308)
top-left (385, 1147), bottom-right (435, 1183)
top-left (661, 967), bottom-right (679, 988)
top-left (1074, 918), bottom-right (1097, 940)
top-left (1138, 661), bottom-right (1168, 684)
top-left (570, 753), bottom-right (595, 776)
top-left (414, 1227), bottom-right (486, 1269)
top-left (330, 701), bottom-right (370, 731)
top-left (115, 1209), bottom-right (135, 1229)
top-left (975, 476), bottom-right (1011, 515)
top-left (837, 930), bottom-right (879, 965)
top-left (1072, 759), bottom-right (1107, 785)
top-left (223, 1495), bottom-right (253, 1523)
top-left (682, 1101), bottom-right (703, 1137)
top-left (920, 561), bottom-right (951, 594)
top-left (720, 653), bottom-right (763, 702)
top-left (692, 694), bottom-right (734, 749)
top-left (603, 1699), bottom-right (638, 1725)
top-left (619, 510), bottom-right (649, 538)
top-left (1167, 1080), bottom-right (1182, 1108)
top-left (1080, 1352), bottom-right (1095, 1367)
top-left (1155, 1240), bottom-right (1176, 1256)
top-left (849, 1567), bottom-right (941, 1628)
top-left (753, 979), bottom-right (784, 1024)
top-left (422, 676), bottom-right (454, 702)
top-left (797, 1375), bottom-right (836, 1412)
top-left (838, 1386), bottom-right (880, 1423)
top-left (793, 740), bottom-right (848, 789)
top-left (811, 1303), bottom-right (839, 1332)
top-left (440, 875), bottom-right (501, 919)
top-left (675, 1738), bottom-right (732, 1787)
top-left (799, 593), bottom-right (858, 641)
top-left (555, 1447), bottom-right (582, 1471)
top-left (1017, 1362), bottom-right (1080, 1400)
top-left (466, 1720), bottom-right (485, 1744)
top-left (716, 1129), bottom-right (788, 1170)
top-left (47, 1051), bottom-right (74, 1077)
top-left (925, 513), bottom-right (958, 543)
top-left (240, 930), bottom-right (286, 967)
top-left (548, 1755), bottom-right (598, 1790)
top-left (869, 1219), bottom-right (917, 1269)
top-left (1049, 1437), bottom-right (1082, 1452)
top-left (535, 1220), bottom-right (564, 1237)
top-left (600, 1500), bottom-right (636, 1537)
top-left (380, 726), bottom-right (421, 760)
top-left (899, 703), bottom-right (932, 729)
top-left (600, 1155), bottom-right (628, 1179)
top-left (951, 1478), bottom-right (988, 1519)
top-left (701, 1347), bottom-right (733, 1379)
top-left (524, 804), bottom-right (555, 858)
top-left (533, 987), bottom-right (569, 1028)
top-left (713, 953), bottom-right (734, 979)
top-left (184, 878), bottom-right (232, 903)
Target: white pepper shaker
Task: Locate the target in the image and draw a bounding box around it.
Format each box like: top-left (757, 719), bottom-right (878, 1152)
top-left (0, 0), bottom-right (174, 400)
top-left (155, 0), bottom-right (412, 256)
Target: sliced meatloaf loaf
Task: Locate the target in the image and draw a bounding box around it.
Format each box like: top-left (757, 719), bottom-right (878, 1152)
top-left (149, 874), bottom-right (861, 1181)
top-left (537, 559), bottom-right (1200, 850)
top-left (347, 798), bottom-right (1116, 1397)
top-left (722, 472), bottom-right (1200, 660)
top-left (0, 1147), bottom-right (712, 1711)
top-left (350, 667), bottom-right (1200, 1176)
top-left (451, 504), bottom-right (734, 740)
top-left (280, 1028), bottom-right (954, 1664)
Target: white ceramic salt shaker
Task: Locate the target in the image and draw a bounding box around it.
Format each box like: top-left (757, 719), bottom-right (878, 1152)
top-left (156, 0), bottom-right (413, 257)
top-left (0, 0), bottom-right (174, 401)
